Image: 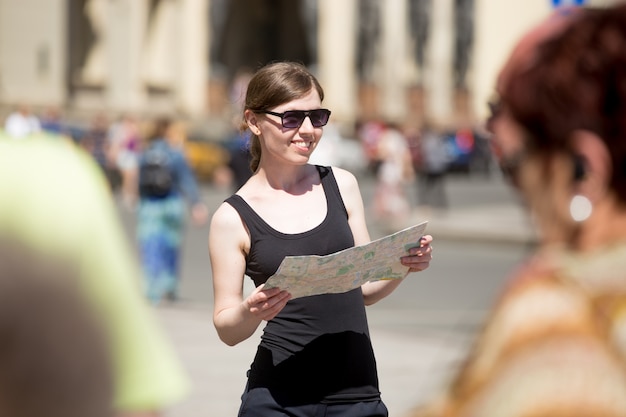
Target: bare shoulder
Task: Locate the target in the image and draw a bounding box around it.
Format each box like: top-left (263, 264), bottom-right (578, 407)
top-left (329, 166), bottom-right (365, 215)
top-left (209, 201), bottom-right (247, 239)
top-left (329, 166), bottom-right (359, 192)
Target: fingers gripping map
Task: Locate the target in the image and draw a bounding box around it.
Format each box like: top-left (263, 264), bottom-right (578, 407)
top-left (263, 221), bottom-right (428, 299)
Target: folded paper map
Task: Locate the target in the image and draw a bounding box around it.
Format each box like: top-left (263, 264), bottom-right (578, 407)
top-left (263, 221), bottom-right (428, 299)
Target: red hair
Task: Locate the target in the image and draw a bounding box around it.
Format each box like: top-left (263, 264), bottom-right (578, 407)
top-left (500, 5), bottom-right (626, 202)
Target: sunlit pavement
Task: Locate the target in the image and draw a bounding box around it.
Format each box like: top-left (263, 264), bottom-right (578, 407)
top-left (158, 303), bottom-right (474, 417)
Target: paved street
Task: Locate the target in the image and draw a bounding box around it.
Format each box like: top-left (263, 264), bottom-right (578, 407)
top-left (157, 303), bottom-right (477, 417)
top-left (117, 172), bottom-right (535, 416)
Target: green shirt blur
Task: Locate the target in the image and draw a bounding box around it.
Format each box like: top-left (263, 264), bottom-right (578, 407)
top-left (0, 130), bottom-right (190, 411)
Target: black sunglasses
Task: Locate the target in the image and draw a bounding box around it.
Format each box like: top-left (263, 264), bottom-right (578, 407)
top-left (485, 97), bottom-right (502, 133)
top-left (258, 109), bottom-right (331, 129)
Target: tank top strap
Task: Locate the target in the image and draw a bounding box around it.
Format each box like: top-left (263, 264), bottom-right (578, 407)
top-left (316, 165), bottom-right (348, 218)
top-left (224, 194), bottom-right (266, 234)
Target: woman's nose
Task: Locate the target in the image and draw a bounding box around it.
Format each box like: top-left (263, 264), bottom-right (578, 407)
top-left (298, 115), bottom-right (315, 132)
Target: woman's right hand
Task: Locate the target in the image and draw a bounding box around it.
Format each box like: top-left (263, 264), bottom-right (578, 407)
top-left (243, 285), bottom-right (291, 321)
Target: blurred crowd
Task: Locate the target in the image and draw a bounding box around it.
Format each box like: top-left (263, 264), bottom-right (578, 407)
top-left (0, 113), bottom-right (191, 416)
top-left (352, 118), bottom-right (493, 228)
top-left (1, 101), bottom-right (498, 255)
top-left (1, 104), bottom-right (231, 205)
top-left (1, 106), bottom-right (218, 306)
top-left (2, 103), bottom-right (494, 217)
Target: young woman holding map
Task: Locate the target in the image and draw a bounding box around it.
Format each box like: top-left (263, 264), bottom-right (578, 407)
top-left (208, 61), bottom-right (433, 417)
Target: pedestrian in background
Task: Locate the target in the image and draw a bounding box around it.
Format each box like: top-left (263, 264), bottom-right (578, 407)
top-left (137, 117), bottom-right (208, 305)
top-left (411, 4), bottom-right (626, 416)
top-left (357, 118), bottom-right (386, 175)
top-left (416, 122), bottom-right (450, 212)
top-left (221, 117), bottom-right (253, 192)
top-left (80, 112), bottom-right (113, 187)
top-left (39, 106), bottom-right (66, 136)
top-left (107, 114), bottom-right (141, 209)
top-left (4, 103), bottom-right (41, 138)
top-left (209, 61), bottom-right (433, 417)
top-left (372, 122), bottom-right (414, 226)
top-left (0, 129), bottom-right (190, 416)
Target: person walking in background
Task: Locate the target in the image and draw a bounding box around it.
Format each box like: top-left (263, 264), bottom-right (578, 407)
top-left (137, 117), bottom-right (208, 305)
top-left (39, 106), bottom-right (66, 136)
top-left (208, 61), bottom-right (433, 417)
top-left (411, 4), bottom-right (626, 416)
top-left (224, 129), bottom-right (253, 192)
top-left (107, 114), bottom-right (141, 209)
top-left (416, 122), bottom-right (450, 212)
top-left (357, 118), bottom-right (386, 175)
top-left (220, 116), bottom-right (253, 192)
top-left (372, 122), bottom-right (414, 227)
top-left (0, 128), bottom-right (190, 416)
top-left (80, 112), bottom-right (115, 188)
top-left (4, 103), bottom-right (41, 138)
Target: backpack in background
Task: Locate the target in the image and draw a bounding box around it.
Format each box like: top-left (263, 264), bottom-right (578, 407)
top-left (139, 147), bottom-right (174, 198)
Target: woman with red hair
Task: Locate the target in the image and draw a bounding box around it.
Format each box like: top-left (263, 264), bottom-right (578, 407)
top-left (413, 4), bottom-right (626, 417)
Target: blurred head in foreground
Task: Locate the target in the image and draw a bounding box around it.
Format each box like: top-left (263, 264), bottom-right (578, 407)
top-left (411, 4), bottom-right (626, 417)
top-left (0, 129), bottom-right (190, 415)
top-left (0, 240), bottom-right (112, 417)
top-left (488, 3), bottom-right (626, 248)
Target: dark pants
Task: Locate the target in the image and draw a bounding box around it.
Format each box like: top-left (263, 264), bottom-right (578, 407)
top-left (238, 387), bottom-right (388, 417)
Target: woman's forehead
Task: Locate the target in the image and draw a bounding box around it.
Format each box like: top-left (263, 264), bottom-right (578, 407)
top-left (275, 89), bottom-right (321, 110)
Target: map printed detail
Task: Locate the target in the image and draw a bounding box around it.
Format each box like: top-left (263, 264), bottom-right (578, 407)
top-left (263, 221), bottom-right (428, 299)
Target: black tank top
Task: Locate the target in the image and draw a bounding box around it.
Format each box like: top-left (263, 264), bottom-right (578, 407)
top-left (225, 166), bottom-right (380, 405)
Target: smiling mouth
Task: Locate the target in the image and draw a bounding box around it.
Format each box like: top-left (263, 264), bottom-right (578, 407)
top-left (292, 140), bottom-right (313, 149)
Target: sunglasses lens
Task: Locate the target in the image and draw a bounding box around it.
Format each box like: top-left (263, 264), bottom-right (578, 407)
top-left (282, 111), bottom-right (306, 128)
top-left (278, 109), bottom-right (331, 128)
top-left (309, 109), bottom-right (330, 127)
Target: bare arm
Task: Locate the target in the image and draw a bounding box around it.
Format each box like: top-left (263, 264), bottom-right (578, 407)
top-left (332, 167), bottom-right (433, 306)
top-left (209, 202), bottom-right (291, 346)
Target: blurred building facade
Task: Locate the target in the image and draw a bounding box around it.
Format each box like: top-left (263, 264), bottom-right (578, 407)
top-left (0, 0), bottom-right (616, 136)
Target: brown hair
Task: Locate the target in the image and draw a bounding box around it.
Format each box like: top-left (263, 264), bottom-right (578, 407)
top-left (146, 116), bottom-right (172, 143)
top-left (500, 4), bottom-right (626, 202)
top-left (241, 61), bottom-right (325, 172)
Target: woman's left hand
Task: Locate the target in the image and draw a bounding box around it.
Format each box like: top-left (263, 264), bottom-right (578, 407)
top-left (401, 234), bottom-right (434, 273)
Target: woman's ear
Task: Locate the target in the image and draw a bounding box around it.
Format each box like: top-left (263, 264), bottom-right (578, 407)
top-left (570, 130), bottom-right (611, 200)
top-left (244, 110), bottom-right (261, 136)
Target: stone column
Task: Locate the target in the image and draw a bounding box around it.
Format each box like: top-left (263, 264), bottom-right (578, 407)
top-left (380, 0), bottom-right (409, 123)
top-left (177, 0), bottom-right (209, 117)
top-left (106, 0), bottom-right (148, 112)
top-left (80, 0), bottom-right (108, 87)
top-left (471, 0), bottom-right (550, 121)
top-left (469, 0), bottom-right (617, 123)
top-left (0, 0), bottom-right (67, 105)
top-left (317, 0), bottom-right (358, 130)
top-left (424, 0), bottom-right (454, 126)
top-left (141, 0), bottom-right (177, 89)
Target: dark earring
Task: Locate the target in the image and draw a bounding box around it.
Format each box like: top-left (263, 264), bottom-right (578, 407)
top-left (570, 154), bottom-right (591, 222)
top-left (573, 154), bottom-right (586, 182)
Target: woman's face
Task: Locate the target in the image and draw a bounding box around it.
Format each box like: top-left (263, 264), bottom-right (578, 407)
top-left (488, 100), bottom-right (576, 243)
top-left (253, 88), bottom-right (324, 167)
top-left (487, 102), bottom-right (528, 186)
